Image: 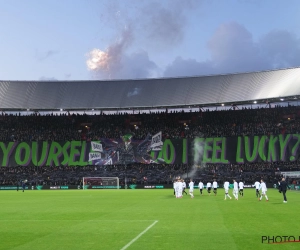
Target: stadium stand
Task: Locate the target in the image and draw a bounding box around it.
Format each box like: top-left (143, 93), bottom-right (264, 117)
top-left (0, 104), bottom-right (299, 141)
top-left (1, 68), bottom-right (300, 189)
top-left (0, 105), bottom-right (300, 187)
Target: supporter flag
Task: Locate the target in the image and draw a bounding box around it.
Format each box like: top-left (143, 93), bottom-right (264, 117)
top-left (91, 141), bottom-right (103, 152)
top-left (88, 152), bottom-right (102, 161)
top-left (89, 141), bottom-right (103, 162)
top-left (104, 158), bottom-right (113, 165)
top-left (150, 131), bottom-right (163, 151)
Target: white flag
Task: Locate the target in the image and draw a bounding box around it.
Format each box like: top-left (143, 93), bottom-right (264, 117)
top-left (150, 132), bottom-right (163, 151)
top-left (89, 152), bottom-right (102, 161)
top-left (91, 141), bottom-right (103, 152)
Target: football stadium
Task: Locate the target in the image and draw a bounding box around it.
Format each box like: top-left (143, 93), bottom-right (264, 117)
top-left (1, 67), bottom-right (300, 249)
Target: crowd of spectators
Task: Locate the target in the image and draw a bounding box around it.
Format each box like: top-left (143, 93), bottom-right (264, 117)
top-left (0, 105), bottom-right (300, 187)
top-left (0, 105), bottom-right (299, 142)
top-left (1, 161), bottom-right (299, 187)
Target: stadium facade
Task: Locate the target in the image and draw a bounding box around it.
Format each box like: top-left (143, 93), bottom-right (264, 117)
top-left (0, 67), bottom-right (300, 111)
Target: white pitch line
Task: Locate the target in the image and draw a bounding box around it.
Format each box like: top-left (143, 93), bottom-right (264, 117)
top-left (0, 219), bottom-right (155, 222)
top-left (120, 220), bottom-right (158, 250)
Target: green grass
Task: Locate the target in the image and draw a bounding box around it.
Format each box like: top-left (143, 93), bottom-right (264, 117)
top-left (0, 189), bottom-right (299, 250)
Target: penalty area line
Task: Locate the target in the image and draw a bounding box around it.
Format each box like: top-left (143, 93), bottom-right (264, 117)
top-left (120, 220), bottom-right (158, 250)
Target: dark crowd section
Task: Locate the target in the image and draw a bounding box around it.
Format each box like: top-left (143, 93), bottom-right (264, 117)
top-left (1, 104), bottom-right (300, 187)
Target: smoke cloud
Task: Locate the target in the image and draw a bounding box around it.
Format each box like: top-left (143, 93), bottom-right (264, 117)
top-left (164, 22), bottom-right (300, 78)
top-left (138, 0), bottom-right (200, 48)
top-left (86, 0), bottom-right (200, 79)
top-left (86, 28), bottom-right (133, 78)
top-left (87, 1), bottom-right (300, 80)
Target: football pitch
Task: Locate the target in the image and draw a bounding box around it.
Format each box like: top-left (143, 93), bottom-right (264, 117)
top-left (0, 189), bottom-right (299, 250)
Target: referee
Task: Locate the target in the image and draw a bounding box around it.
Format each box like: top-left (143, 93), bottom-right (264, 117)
top-left (278, 178), bottom-right (289, 203)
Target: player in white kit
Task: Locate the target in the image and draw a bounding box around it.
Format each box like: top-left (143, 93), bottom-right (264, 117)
top-left (233, 179), bottom-right (239, 200)
top-left (253, 181), bottom-right (261, 198)
top-left (198, 180), bottom-right (204, 195)
top-left (177, 179), bottom-right (183, 198)
top-left (259, 179), bottom-right (268, 201)
top-left (212, 179), bottom-right (218, 196)
top-left (224, 181), bottom-right (232, 200)
top-left (189, 179), bottom-right (194, 198)
top-left (239, 181), bottom-right (244, 197)
top-left (174, 180), bottom-right (179, 198)
top-left (206, 181), bottom-right (212, 195)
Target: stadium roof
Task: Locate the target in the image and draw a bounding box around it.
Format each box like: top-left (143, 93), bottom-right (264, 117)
top-left (1, 67), bottom-right (300, 111)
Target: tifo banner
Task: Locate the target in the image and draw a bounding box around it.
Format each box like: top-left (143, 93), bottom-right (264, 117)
top-left (0, 134), bottom-right (299, 166)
